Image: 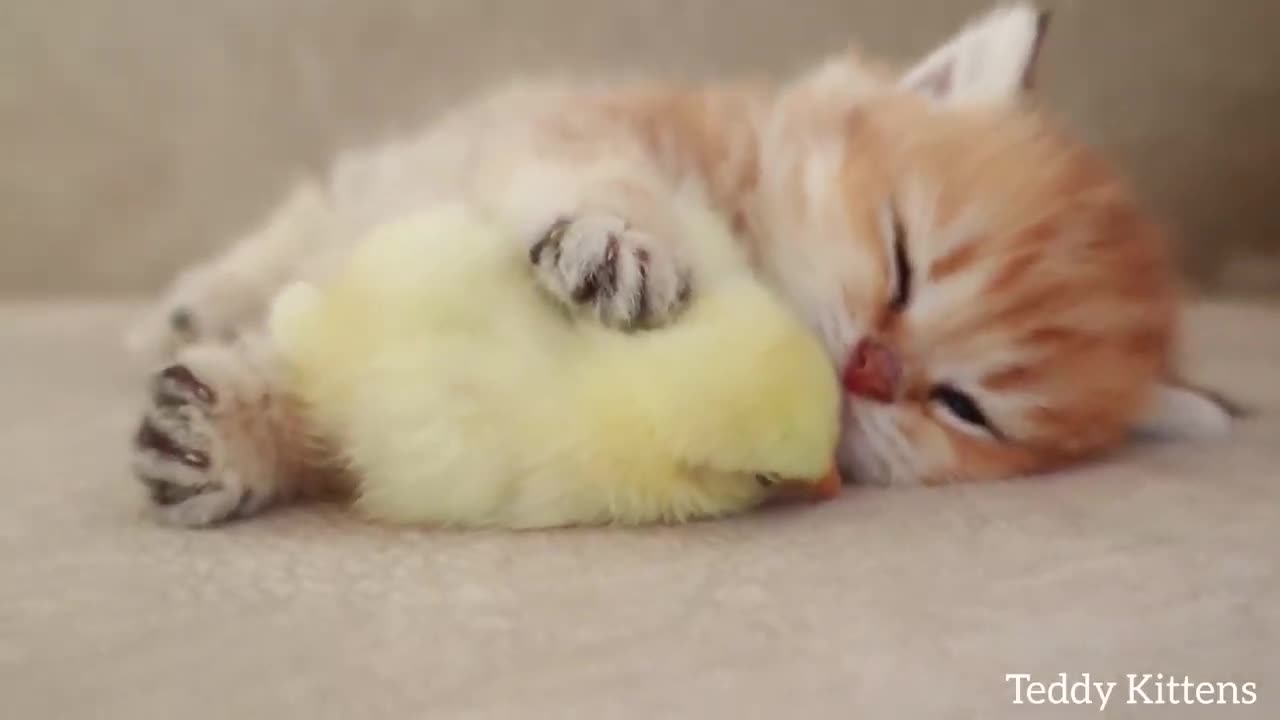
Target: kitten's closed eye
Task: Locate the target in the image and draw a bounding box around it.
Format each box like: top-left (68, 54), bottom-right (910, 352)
top-left (931, 384), bottom-right (1000, 437)
top-left (888, 203), bottom-right (912, 312)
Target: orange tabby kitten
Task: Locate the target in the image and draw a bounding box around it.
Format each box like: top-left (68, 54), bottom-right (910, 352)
top-left (129, 4), bottom-right (1230, 526)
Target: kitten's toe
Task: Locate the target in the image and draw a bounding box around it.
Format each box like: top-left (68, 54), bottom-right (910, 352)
top-left (130, 363), bottom-right (261, 527)
top-left (530, 213), bottom-right (691, 329)
top-left (140, 474), bottom-right (206, 506)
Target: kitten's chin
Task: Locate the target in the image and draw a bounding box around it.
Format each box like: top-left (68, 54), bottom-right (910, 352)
top-left (838, 407), bottom-right (912, 487)
top-left (838, 440), bottom-right (892, 486)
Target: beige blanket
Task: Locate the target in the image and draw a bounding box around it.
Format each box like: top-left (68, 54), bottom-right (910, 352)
top-left (2, 300), bottom-right (1276, 718)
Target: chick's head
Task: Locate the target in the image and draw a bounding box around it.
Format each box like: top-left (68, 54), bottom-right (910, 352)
top-left (635, 276), bottom-right (845, 506)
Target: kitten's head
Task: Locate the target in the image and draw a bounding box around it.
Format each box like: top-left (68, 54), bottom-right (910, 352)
top-left (755, 3), bottom-right (1233, 484)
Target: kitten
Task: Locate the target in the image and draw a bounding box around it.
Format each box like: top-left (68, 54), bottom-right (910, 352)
top-left (129, 4), bottom-right (1232, 526)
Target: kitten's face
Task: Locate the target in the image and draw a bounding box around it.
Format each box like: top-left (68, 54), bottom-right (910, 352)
top-left (759, 93), bottom-right (1179, 485)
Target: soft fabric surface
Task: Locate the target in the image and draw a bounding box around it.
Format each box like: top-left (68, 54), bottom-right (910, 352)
top-left (2, 300), bottom-right (1276, 718)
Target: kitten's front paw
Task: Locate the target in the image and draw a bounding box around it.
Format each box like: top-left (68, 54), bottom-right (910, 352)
top-left (126, 303), bottom-right (208, 363)
top-left (125, 269), bottom-right (253, 362)
top-left (529, 213), bottom-right (691, 329)
top-left (130, 363), bottom-right (270, 527)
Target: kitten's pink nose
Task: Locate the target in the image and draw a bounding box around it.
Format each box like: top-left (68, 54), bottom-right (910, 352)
top-left (842, 338), bottom-right (901, 403)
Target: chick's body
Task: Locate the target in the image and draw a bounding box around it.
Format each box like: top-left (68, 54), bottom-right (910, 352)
top-left (270, 204), bottom-right (839, 529)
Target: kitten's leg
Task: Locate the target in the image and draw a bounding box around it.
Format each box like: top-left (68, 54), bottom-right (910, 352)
top-left (127, 183), bottom-right (333, 360)
top-left (129, 333), bottom-right (342, 527)
top-left (487, 162), bottom-right (693, 329)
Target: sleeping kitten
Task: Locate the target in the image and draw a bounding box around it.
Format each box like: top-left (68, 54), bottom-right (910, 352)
top-left (129, 4), bottom-right (1232, 526)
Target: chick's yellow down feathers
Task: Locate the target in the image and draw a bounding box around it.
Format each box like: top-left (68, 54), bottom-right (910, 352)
top-left (269, 203), bottom-right (841, 529)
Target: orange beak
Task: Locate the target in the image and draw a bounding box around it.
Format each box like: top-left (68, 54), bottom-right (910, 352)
top-left (772, 465), bottom-right (842, 503)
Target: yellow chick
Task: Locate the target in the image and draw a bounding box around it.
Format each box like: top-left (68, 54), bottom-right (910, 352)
top-left (268, 202), bottom-right (841, 529)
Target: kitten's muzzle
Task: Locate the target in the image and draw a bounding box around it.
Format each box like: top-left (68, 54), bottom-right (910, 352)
top-left (842, 338), bottom-right (900, 403)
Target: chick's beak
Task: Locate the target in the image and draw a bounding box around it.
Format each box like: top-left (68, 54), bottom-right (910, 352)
top-left (773, 466), bottom-right (842, 503)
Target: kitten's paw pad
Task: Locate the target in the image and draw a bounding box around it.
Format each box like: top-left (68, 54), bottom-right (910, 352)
top-left (154, 363), bottom-right (217, 406)
top-left (131, 364), bottom-right (261, 527)
top-left (529, 214), bottom-right (691, 329)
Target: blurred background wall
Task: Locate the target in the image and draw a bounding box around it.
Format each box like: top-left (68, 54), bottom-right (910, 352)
top-left (2, 0), bottom-right (1278, 298)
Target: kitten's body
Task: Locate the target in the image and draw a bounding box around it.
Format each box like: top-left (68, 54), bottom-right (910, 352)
top-left (136, 81), bottom-right (766, 350)
top-left (130, 5), bottom-right (1230, 526)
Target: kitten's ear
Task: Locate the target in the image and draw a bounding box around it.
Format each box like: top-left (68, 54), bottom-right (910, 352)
top-left (1131, 380), bottom-right (1243, 442)
top-left (900, 3), bottom-right (1051, 105)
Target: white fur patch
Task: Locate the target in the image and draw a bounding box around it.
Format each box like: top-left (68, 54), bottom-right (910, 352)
top-left (1134, 384), bottom-right (1235, 441)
